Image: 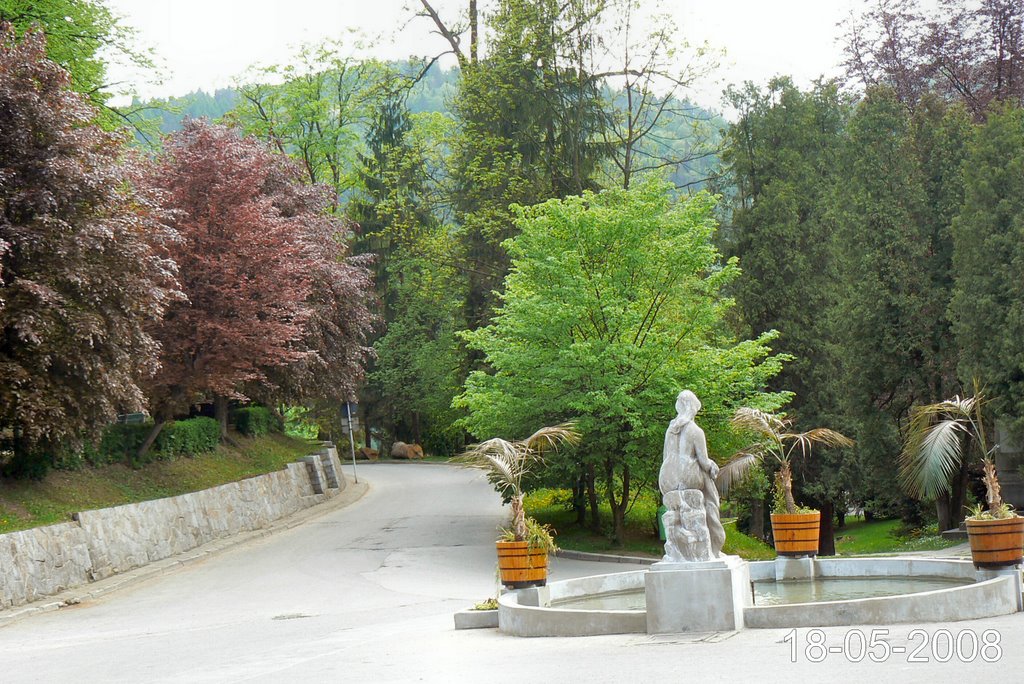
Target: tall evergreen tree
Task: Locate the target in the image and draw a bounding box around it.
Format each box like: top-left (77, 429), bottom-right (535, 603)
top-left (831, 87), bottom-right (965, 528)
top-left (450, 0), bottom-right (610, 329)
top-left (950, 105), bottom-right (1024, 432)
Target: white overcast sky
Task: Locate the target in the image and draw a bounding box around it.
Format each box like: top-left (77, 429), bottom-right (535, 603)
top-left (105, 0), bottom-right (866, 113)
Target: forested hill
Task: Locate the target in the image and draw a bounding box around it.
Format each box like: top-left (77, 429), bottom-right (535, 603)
top-left (130, 62), bottom-right (723, 190)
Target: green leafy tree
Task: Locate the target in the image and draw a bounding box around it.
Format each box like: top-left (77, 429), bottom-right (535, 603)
top-left (1, 0), bottom-right (154, 130)
top-left (456, 178), bottom-right (787, 544)
top-left (228, 41), bottom-right (393, 209)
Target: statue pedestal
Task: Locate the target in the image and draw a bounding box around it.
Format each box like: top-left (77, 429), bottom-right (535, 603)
top-left (645, 555), bottom-right (751, 633)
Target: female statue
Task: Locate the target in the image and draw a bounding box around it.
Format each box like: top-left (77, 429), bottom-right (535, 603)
top-left (659, 390), bottom-right (725, 558)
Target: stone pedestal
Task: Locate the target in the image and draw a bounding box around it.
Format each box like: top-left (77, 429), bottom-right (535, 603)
top-left (775, 556), bottom-right (816, 581)
top-left (645, 555), bottom-right (751, 633)
top-left (976, 565), bottom-right (1024, 612)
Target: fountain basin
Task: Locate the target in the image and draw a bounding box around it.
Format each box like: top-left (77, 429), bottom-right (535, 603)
top-left (497, 557), bottom-right (1023, 637)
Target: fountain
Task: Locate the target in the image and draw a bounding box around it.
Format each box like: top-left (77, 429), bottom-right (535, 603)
top-left (496, 391), bottom-right (1024, 637)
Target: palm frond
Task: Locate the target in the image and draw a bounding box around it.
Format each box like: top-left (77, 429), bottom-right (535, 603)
top-left (455, 424), bottom-right (581, 499)
top-left (781, 428), bottom-right (855, 458)
top-left (716, 452), bottom-right (761, 495)
top-left (453, 437), bottom-right (528, 497)
top-left (731, 407), bottom-right (787, 437)
top-left (898, 418), bottom-right (968, 499)
top-left (523, 423), bottom-right (581, 454)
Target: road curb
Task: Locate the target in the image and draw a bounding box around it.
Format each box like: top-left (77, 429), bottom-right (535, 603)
top-left (0, 480), bottom-right (370, 630)
top-left (555, 549), bottom-right (657, 565)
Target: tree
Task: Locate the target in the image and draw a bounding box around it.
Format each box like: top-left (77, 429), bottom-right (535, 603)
top-left (843, 0), bottom-right (1024, 117)
top-left (228, 41), bottom-right (393, 209)
top-left (142, 120), bottom-right (316, 450)
top-left (1, 1), bottom-right (155, 130)
top-left (950, 105), bottom-right (1024, 434)
top-left (596, 0), bottom-right (721, 190)
top-left (449, 0), bottom-right (612, 328)
top-left (720, 78), bottom-right (854, 548)
top-left (830, 87), bottom-right (965, 528)
top-left (456, 178), bottom-right (787, 543)
top-left (248, 171), bottom-right (377, 426)
top-left (0, 27), bottom-right (177, 473)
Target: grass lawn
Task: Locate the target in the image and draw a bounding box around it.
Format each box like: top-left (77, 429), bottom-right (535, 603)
top-left (0, 433), bottom-right (316, 535)
top-left (832, 516), bottom-right (961, 555)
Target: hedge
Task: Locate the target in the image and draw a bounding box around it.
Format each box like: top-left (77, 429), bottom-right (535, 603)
top-left (155, 417), bottom-right (220, 457)
top-left (233, 406), bottom-right (277, 437)
top-left (82, 417), bottom-right (221, 466)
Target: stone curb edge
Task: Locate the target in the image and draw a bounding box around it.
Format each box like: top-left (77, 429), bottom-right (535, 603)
top-left (555, 549), bottom-right (657, 565)
top-left (0, 480), bottom-right (370, 630)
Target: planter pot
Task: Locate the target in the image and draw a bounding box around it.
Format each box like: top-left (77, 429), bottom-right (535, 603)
top-left (771, 511), bottom-right (821, 557)
top-left (496, 540), bottom-right (548, 588)
top-left (965, 516), bottom-right (1024, 568)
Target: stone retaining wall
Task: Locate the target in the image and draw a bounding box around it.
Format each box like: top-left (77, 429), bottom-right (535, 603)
top-left (0, 444), bottom-right (346, 610)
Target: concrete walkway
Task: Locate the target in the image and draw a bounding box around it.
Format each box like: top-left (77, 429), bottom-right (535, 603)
top-left (0, 463), bottom-right (1020, 683)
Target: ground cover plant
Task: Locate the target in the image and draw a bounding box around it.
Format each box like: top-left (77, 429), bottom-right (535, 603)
top-left (0, 433), bottom-right (314, 534)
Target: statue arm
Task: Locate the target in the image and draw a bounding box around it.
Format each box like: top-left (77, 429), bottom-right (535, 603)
top-left (659, 429), bottom-right (677, 494)
top-left (694, 428), bottom-right (718, 479)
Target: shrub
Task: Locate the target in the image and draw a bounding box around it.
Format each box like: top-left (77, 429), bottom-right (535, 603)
top-left (155, 417), bottom-right (220, 457)
top-left (234, 406), bottom-right (277, 437)
top-left (1, 448), bottom-right (51, 480)
top-left (88, 424), bottom-right (152, 465)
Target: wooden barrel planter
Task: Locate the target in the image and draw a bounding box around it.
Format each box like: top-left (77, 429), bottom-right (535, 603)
top-left (965, 516), bottom-right (1024, 568)
top-left (496, 540), bottom-right (548, 588)
top-left (771, 511), bottom-right (821, 557)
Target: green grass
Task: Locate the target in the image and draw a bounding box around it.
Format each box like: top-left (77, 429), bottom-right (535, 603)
top-left (833, 516), bottom-right (960, 555)
top-left (524, 488), bottom-right (776, 561)
top-left (0, 433), bottom-right (316, 534)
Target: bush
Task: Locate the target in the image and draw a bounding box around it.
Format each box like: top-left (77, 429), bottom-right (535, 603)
top-left (1, 449), bottom-right (51, 480)
top-left (155, 417), bottom-right (220, 457)
top-left (86, 423), bottom-right (152, 466)
top-left (234, 406), bottom-right (277, 437)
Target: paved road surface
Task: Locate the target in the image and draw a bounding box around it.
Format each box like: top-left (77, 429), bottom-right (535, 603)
top-left (0, 463), bottom-right (1020, 683)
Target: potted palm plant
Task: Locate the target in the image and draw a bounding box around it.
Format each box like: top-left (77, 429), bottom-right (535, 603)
top-left (719, 408), bottom-right (854, 556)
top-left (899, 388), bottom-right (1023, 568)
top-left (455, 424), bottom-right (579, 588)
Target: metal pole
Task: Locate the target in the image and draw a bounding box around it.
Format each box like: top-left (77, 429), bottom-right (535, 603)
top-left (346, 401), bottom-right (358, 484)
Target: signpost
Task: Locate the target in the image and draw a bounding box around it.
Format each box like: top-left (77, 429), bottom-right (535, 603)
top-left (342, 401), bottom-right (359, 484)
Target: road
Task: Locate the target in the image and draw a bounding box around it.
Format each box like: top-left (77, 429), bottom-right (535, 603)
top-left (0, 462), bottom-right (1021, 683)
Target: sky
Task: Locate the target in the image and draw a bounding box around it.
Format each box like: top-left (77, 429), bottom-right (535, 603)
top-left (104, 0), bottom-right (865, 113)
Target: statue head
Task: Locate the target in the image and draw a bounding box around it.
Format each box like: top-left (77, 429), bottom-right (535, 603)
top-left (675, 390), bottom-right (701, 423)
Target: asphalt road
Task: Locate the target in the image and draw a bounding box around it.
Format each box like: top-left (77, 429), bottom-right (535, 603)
top-left (0, 462), bottom-right (1021, 683)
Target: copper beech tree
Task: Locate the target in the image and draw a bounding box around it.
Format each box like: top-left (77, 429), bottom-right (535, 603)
top-left (0, 26), bottom-right (179, 473)
top-left (141, 120), bottom-right (373, 455)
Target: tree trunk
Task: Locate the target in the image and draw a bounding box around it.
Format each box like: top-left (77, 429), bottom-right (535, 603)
top-left (412, 410), bottom-right (421, 445)
top-left (135, 419), bottom-right (168, 464)
top-left (214, 395), bottom-right (229, 439)
top-left (779, 461), bottom-right (797, 513)
top-left (573, 467), bottom-right (586, 526)
top-left (363, 403), bottom-right (373, 449)
top-left (469, 0), bottom-right (478, 64)
top-left (836, 507), bottom-right (846, 529)
top-left (750, 498), bottom-right (765, 541)
top-left (818, 500), bottom-right (836, 556)
top-left (586, 463), bottom-right (600, 532)
top-left (604, 459), bottom-right (629, 546)
top-left (936, 463), bottom-right (971, 531)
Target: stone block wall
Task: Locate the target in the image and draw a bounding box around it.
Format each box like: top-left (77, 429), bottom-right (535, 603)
top-left (0, 447), bottom-right (347, 610)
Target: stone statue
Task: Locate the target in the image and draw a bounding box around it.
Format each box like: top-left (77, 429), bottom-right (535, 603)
top-left (659, 390), bottom-right (725, 560)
